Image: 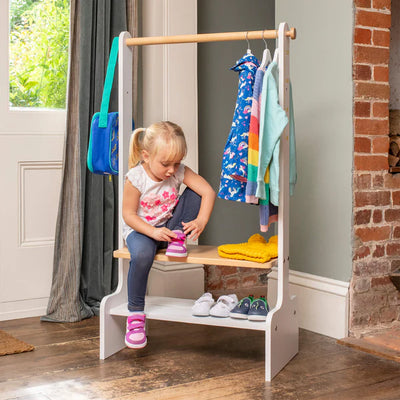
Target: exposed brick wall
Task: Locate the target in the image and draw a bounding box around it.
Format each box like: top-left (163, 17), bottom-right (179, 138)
top-left (351, 0), bottom-right (400, 334)
top-left (205, 265), bottom-right (269, 301)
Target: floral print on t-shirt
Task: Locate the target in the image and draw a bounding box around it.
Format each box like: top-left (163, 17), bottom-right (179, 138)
top-left (140, 188), bottom-right (179, 222)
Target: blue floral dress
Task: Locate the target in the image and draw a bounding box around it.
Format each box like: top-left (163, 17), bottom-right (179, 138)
top-left (218, 53), bottom-right (259, 202)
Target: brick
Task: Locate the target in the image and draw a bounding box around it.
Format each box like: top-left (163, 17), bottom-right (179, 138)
top-left (226, 277), bottom-right (240, 289)
top-left (373, 174), bottom-right (384, 187)
top-left (355, 209), bottom-right (372, 224)
top-left (354, 155), bottom-right (389, 171)
top-left (206, 266), bottom-right (222, 284)
top-left (392, 191), bottom-right (400, 205)
top-left (384, 173), bottom-right (400, 188)
top-left (354, 45), bottom-right (390, 64)
top-left (352, 291), bottom-right (388, 311)
top-left (372, 29), bottom-right (391, 47)
top-left (207, 280), bottom-right (224, 291)
top-left (380, 307), bottom-right (398, 323)
top-left (388, 291), bottom-right (400, 306)
top-left (374, 65), bottom-right (389, 82)
top-left (354, 64), bottom-right (372, 80)
top-left (385, 209), bottom-right (400, 222)
top-left (355, 0), bottom-right (371, 7)
top-left (369, 311), bottom-right (383, 325)
top-left (394, 226), bottom-right (400, 238)
top-left (373, 209), bottom-right (383, 223)
top-left (372, 101), bottom-right (389, 118)
top-left (372, 0), bottom-right (391, 11)
top-left (242, 274), bottom-right (258, 287)
top-left (218, 266), bottom-right (238, 276)
top-left (355, 225), bottom-right (391, 242)
top-left (373, 244), bottom-right (385, 257)
top-left (354, 245), bottom-right (371, 260)
top-left (371, 276), bottom-right (392, 287)
top-left (353, 277), bottom-right (371, 293)
top-left (350, 312), bottom-right (370, 328)
top-left (356, 10), bottom-right (391, 29)
top-left (354, 81), bottom-right (390, 101)
top-left (354, 27), bottom-right (372, 44)
top-left (354, 190), bottom-right (390, 206)
top-left (372, 136), bottom-right (389, 153)
top-left (355, 101), bottom-right (371, 117)
top-left (355, 136), bottom-right (371, 153)
top-left (387, 243), bottom-right (400, 256)
top-left (354, 173), bottom-right (372, 189)
top-left (355, 118), bottom-right (389, 135)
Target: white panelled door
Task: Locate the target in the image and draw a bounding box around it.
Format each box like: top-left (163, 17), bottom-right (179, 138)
top-left (0, 4), bottom-right (65, 320)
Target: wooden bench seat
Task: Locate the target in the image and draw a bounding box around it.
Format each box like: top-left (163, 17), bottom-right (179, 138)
top-left (113, 245), bottom-right (277, 270)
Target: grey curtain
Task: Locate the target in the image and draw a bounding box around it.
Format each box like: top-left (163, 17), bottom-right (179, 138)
top-left (43, 0), bottom-right (138, 322)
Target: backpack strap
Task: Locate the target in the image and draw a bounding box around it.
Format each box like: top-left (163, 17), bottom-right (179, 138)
top-left (98, 37), bottom-right (119, 128)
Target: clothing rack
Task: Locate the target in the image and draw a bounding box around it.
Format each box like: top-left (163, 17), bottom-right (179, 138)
top-left (100, 22), bottom-right (298, 381)
top-left (124, 27), bottom-right (296, 46)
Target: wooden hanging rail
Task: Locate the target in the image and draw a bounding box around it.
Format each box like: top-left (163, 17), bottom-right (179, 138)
top-left (125, 28), bottom-right (296, 47)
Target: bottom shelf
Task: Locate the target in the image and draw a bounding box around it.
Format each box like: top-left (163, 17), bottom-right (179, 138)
top-left (109, 296), bottom-right (267, 331)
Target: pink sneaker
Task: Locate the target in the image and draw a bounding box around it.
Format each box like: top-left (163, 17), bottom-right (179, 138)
top-left (125, 313), bottom-right (147, 349)
top-left (165, 230), bottom-right (187, 257)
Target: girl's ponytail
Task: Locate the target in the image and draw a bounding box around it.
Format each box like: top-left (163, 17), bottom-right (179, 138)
top-left (128, 127), bottom-right (146, 169)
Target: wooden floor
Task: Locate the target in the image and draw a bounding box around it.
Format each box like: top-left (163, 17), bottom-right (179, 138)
top-left (339, 325), bottom-right (400, 363)
top-left (1, 317), bottom-right (400, 399)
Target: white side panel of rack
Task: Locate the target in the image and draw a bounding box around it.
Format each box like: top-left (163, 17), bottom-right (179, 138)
top-left (99, 31), bottom-right (133, 360)
top-left (264, 22), bottom-right (299, 381)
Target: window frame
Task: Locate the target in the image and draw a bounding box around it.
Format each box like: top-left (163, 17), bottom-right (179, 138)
top-left (1, 1), bottom-right (67, 134)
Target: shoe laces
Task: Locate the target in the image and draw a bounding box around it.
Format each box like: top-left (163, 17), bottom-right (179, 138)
top-left (173, 231), bottom-right (186, 242)
top-left (238, 295), bottom-right (254, 307)
top-left (252, 297), bottom-right (267, 310)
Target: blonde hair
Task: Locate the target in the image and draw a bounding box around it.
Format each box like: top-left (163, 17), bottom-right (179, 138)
top-left (128, 121), bottom-right (187, 169)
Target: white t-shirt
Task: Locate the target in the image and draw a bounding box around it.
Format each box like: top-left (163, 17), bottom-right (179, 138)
top-left (122, 163), bottom-right (186, 240)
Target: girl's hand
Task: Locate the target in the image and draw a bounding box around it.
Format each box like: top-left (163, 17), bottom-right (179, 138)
top-left (150, 227), bottom-right (177, 242)
top-left (182, 219), bottom-right (206, 241)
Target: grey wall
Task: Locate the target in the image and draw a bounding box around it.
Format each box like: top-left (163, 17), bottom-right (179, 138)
top-left (276, 1), bottom-right (353, 281)
top-left (198, 0), bottom-right (275, 246)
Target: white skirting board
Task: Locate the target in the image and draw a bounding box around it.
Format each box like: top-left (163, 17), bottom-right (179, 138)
top-left (1, 267), bottom-right (350, 341)
top-left (267, 267), bottom-right (349, 339)
top-left (0, 298), bottom-right (48, 321)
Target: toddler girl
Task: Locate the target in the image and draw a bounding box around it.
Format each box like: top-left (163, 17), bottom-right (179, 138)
top-left (122, 121), bottom-right (216, 349)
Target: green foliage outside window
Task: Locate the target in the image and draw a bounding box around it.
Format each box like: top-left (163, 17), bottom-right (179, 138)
top-left (9, 0), bottom-right (70, 109)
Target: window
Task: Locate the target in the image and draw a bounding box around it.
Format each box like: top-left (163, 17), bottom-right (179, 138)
top-left (9, 0), bottom-right (70, 110)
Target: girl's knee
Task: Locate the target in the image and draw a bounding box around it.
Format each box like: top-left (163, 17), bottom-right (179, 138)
top-left (130, 247), bottom-right (155, 267)
top-left (183, 187), bottom-right (201, 206)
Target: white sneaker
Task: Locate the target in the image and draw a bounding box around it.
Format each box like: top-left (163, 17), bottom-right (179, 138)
top-left (192, 293), bottom-right (215, 316)
top-left (209, 294), bottom-right (239, 318)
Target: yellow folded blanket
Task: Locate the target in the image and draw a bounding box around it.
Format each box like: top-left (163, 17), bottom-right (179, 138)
top-left (218, 234), bottom-right (278, 263)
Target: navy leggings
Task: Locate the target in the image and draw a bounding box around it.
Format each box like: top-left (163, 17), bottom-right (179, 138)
top-left (125, 188), bottom-right (201, 312)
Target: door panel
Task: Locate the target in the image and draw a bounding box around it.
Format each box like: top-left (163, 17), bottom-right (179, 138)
top-left (0, 133), bottom-right (64, 319)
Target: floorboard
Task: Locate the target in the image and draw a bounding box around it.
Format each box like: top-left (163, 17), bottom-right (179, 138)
top-left (338, 326), bottom-right (400, 363)
top-left (1, 317), bottom-right (400, 399)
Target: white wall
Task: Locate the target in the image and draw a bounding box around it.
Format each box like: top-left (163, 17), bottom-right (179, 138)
top-left (142, 0), bottom-right (198, 172)
top-left (276, 0), bottom-right (354, 282)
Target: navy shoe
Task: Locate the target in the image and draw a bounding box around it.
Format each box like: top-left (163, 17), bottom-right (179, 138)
top-left (247, 296), bottom-right (269, 321)
top-left (229, 295), bottom-right (254, 319)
